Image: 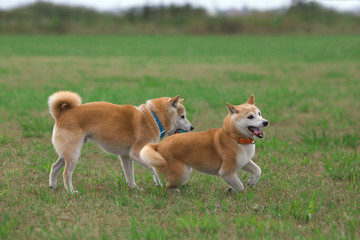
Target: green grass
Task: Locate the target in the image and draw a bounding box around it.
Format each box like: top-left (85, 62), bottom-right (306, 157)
top-left (0, 35), bottom-right (359, 239)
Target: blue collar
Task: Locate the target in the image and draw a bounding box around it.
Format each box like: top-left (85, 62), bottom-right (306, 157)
top-left (151, 111), bottom-right (166, 139)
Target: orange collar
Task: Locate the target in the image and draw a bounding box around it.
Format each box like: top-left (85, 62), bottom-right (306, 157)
top-left (228, 134), bottom-right (255, 145)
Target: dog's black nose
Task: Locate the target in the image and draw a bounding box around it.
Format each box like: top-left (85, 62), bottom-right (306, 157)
top-left (263, 121), bottom-right (269, 126)
top-left (190, 126), bottom-right (195, 131)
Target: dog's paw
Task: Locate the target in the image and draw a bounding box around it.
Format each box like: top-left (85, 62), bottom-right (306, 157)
top-left (49, 182), bottom-right (56, 189)
top-left (168, 188), bottom-right (180, 194)
top-left (228, 187), bottom-right (244, 194)
top-left (65, 189), bottom-right (78, 194)
top-left (247, 179), bottom-right (258, 188)
top-left (134, 186), bottom-right (144, 191)
top-left (228, 187), bottom-right (237, 194)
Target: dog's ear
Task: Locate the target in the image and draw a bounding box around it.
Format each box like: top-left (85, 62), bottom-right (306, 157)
top-left (226, 102), bottom-right (238, 114)
top-left (246, 94), bottom-right (255, 105)
top-left (179, 98), bottom-right (184, 104)
top-left (170, 95), bottom-right (180, 108)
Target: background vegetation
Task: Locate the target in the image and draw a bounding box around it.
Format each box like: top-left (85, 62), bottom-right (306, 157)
top-left (1, 1), bottom-right (360, 35)
top-left (0, 35), bottom-right (359, 239)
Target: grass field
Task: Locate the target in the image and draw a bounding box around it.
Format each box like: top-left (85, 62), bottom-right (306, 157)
top-left (0, 35), bottom-right (359, 239)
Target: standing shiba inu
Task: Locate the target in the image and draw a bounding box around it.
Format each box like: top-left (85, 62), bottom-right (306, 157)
top-left (48, 91), bottom-right (194, 193)
top-left (140, 94), bottom-right (268, 193)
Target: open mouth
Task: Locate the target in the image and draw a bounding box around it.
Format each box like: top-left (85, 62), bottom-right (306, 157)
top-left (248, 126), bottom-right (264, 138)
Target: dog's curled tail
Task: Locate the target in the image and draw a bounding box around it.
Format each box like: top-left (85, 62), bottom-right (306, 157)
top-left (48, 91), bottom-right (81, 119)
top-left (140, 144), bottom-right (167, 167)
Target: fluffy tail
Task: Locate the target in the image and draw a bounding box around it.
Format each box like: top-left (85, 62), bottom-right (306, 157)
top-left (140, 144), bottom-right (167, 167)
top-left (48, 91), bottom-right (81, 119)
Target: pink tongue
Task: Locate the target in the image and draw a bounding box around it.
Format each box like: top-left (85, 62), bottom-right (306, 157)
top-left (252, 127), bottom-right (262, 135)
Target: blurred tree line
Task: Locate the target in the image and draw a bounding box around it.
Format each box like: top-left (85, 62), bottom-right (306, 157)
top-left (0, 1), bottom-right (359, 34)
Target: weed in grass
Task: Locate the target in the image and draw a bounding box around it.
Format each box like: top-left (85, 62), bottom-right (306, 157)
top-left (0, 131), bottom-right (12, 145)
top-left (342, 133), bottom-right (360, 148)
top-left (14, 144), bottom-right (25, 156)
top-left (0, 215), bottom-right (16, 240)
top-left (35, 188), bottom-right (53, 204)
top-left (176, 213), bottom-right (221, 237)
top-left (24, 156), bottom-right (53, 173)
top-left (130, 218), bottom-right (174, 240)
top-left (3, 148), bottom-right (12, 159)
top-left (269, 190), bottom-right (319, 223)
top-left (18, 116), bottom-right (52, 138)
top-left (322, 150), bottom-right (360, 181)
top-left (348, 175), bottom-right (359, 194)
top-left (299, 104), bottom-right (310, 113)
top-left (300, 129), bottom-right (329, 147)
top-left (300, 130), bottom-right (360, 150)
top-left (226, 71), bottom-right (266, 83)
top-left (149, 179), bottom-right (168, 197)
top-left (108, 165), bottom-right (129, 193)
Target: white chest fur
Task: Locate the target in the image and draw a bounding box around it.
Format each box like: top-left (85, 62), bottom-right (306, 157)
top-left (236, 144), bottom-right (255, 170)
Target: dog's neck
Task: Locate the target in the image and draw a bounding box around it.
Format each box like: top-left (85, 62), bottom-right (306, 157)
top-left (150, 111), bottom-right (166, 139)
top-left (145, 101), bottom-right (171, 135)
top-left (223, 116), bottom-right (255, 144)
top-left (228, 133), bottom-right (255, 144)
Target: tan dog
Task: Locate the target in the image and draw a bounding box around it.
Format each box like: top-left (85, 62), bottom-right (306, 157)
top-left (48, 91), bottom-right (194, 192)
top-left (140, 95), bottom-right (268, 193)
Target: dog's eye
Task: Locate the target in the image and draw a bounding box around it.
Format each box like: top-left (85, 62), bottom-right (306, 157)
top-left (247, 115), bottom-right (254, 119)
top-left (180, 115), bottom-right (185, 119)
top-left (258, 112), bottom-right (261, 116)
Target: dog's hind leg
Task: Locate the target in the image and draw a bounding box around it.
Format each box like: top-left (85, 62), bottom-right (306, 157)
top-left (49, 157), bottom-right (65, 189)
top-left (62, 142), bottom-right (83, 193)
top-left (119, 155), bottom-right (136, 189)
top-left (181, 166), bottom-right (192, 186)
top-left (129, 145), bottom-right (153, 171)
top-left (162, 161), bottom-right (189, 188)
top-left (241, 160), bottom-right (261, 188)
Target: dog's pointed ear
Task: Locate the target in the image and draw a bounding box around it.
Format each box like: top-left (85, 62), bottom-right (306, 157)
top-left (226, 102), bottom-right (238, 114)
top-left (246, 94), bottom-right (255, 105)
top-left (179, 98), bottom-right (184, 104)
top-left (170, 95), bottom-right (180, 108)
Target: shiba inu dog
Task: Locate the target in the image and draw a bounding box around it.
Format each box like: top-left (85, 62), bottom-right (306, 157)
top-left (48, 91), bottom-right (194, 193)
top-left (140, 94), bottom-right (268, 193)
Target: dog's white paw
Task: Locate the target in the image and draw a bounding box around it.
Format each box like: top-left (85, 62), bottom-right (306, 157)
top-left (49, 180), bottom-right (57, 189)
top-left (228, 187), bottom-right (237, 194)
top-left (168, 188), bottom-right (180, 193)
top-left (228, 187), bottom-right (244, 194)
top-left (129, 185), bottom-right (143, 191)
top-left (247, 178), bottom-right (258, 188)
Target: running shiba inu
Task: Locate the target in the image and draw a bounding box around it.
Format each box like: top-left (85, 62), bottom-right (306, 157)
top-left (48, 91), bottom-right (194, 193)
top-left (140, 94), bottom-right (268, 193)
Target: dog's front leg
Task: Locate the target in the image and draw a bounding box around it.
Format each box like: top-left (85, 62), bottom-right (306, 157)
top-left (241, 160), bottom-right (261, 188)
top-left (220, 172), bottom-right (244, 194)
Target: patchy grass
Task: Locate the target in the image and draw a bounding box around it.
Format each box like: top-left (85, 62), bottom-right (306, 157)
top-left (0, 35), bottom-right (359, 239)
